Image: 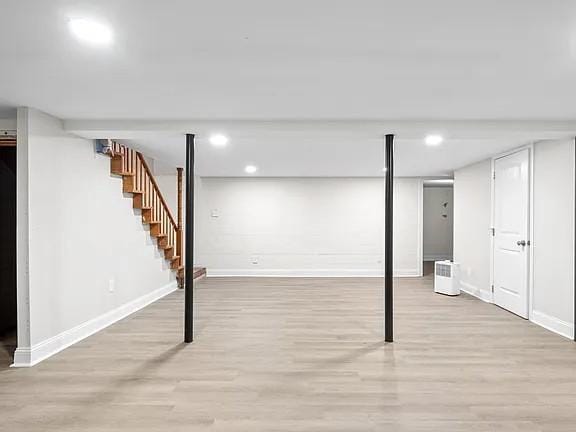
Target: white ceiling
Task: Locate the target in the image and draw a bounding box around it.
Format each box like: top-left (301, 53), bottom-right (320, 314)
top-left (3, 1), bottom-right (576, 175)
top-left (2, 0), bottom-right (576, 119)
top-left (67, 120), bottom-right (569, 176)
top-left (132, 134), bottom-right (524, 178)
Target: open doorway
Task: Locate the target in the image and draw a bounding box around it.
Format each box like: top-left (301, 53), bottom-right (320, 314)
top-left (422, 179), bottom-right (454, 276)
top-left (0, 141), bottom-right (17, 365)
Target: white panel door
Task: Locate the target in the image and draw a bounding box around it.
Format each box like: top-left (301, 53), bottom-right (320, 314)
top-left (493, 149), bottom-right (530, 318)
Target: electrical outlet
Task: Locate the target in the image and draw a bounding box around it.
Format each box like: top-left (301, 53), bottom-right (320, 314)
top-left (251, 256), bottom-right (259, 265)
top-left (108, 279), bottom-right (115, 293)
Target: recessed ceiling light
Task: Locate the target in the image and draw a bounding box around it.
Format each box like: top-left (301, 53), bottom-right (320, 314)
top-left (425, 179), bottom-right (454, 185)
top-left (425, 135), bottom-right (443, 146)
top-left (68, 18), bottom-right (113, 45)
top-left (209, 134), bottom-right (228, 147)
top-left (244, 165), bottom-right (258, 174)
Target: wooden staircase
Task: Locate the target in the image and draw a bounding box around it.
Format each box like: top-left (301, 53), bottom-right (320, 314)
top-left (103, 140), bottom-right (204, 285)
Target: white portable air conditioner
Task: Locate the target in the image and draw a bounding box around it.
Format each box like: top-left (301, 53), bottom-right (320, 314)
top-left (434, 261), bottom-right (460, 296)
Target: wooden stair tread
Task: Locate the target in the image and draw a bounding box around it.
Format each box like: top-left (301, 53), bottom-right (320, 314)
top-left (177, 266), bottom-right (206, 273)
top-left (193, 267), bottom-right (207, 278)
top-left (176, 266), bottom-right (207, 281)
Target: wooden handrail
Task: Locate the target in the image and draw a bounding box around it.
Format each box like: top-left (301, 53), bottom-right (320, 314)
top-left (136, 153), bottom-right (178, 229)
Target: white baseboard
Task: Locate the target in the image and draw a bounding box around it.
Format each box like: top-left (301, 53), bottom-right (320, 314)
top-left (459, 284), bottom-right (574, 340)
top-left (531, 310), bottom-right (574, 340)
top-left (459, 281), bottom-right (493, 303)
top-left (12, 281), bottom-right (177, 367)
top-left (423, 255), bottom-right (452, 262)
top-left (207, 268), bottom-right (421, 278)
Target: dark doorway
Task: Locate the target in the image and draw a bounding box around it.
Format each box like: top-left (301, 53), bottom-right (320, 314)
top-left (0, 145), bottom-right (17, 364)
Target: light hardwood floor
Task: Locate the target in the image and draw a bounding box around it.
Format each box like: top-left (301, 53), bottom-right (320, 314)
top-left (1, 275), bottom-right (576, 431)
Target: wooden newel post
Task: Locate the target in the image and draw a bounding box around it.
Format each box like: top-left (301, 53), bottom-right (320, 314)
top-left (176, 167), bottom-right (184, 288)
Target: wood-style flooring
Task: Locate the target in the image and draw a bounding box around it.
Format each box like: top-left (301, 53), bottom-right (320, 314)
top-left (1, 275), bottom-right (576, 431)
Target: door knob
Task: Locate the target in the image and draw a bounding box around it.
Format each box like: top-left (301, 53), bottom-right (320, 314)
top-left (517, 240), bottom-right (526, 247)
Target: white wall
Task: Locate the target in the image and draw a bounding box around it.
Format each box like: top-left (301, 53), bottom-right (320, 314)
top-left (155, 173), bottom-right (179, 221)
top-left (453, 159), bottom-right (492, 301)
top-left (393, 178), bottom-right (424, 276)
top-left (153, 159), bottom-right (179, 216)
top-left (196, 177), bottom-right (422, 276)
top-left (454, 142), bottom-right (575, 339)
top-left (0, 118), bottom-right (17, 130)
top-left (154, 169), bottom-right (204, 263)
top-left (423, 186), bottom-right (453, 261)
top-left (15, 108), bottom-right (177, 366)
top-left (532, 139), bottom-right (575, 338)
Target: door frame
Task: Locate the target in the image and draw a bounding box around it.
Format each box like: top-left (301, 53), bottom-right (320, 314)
top-left (490, 144), bottom-right (535, 319)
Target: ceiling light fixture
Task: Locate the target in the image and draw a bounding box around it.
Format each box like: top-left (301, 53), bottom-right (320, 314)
top-left (244, 165), bottom-right (258, 174)
top-left (424, 179), bottom-right (454, 186)
top-left (425, 134), bottom-right (444, 146)
top-left (209, 134), bottom-right (229, 147)
top-left (68, 18), bottom-right (113, 45)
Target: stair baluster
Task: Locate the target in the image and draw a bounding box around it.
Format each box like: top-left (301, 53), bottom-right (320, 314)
top-left (104, 140), bottom-right (184, 280)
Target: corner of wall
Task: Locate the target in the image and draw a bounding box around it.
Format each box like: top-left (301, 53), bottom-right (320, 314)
top-left (14, 108), bottom-right (179, 366)
top-left (15, 107), bottom-right (32, 354)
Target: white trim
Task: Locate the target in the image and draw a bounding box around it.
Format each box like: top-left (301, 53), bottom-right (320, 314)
top-left (416, 178), bottom-right (424, 277)
top-left (531, 310), bottom-right (574, 340)
top-left (207, 269), bottom-right (421, 278)
top-left (573, 138), bottom-right (576, 342)
top-left (16, 108), bottom-right (32, 352)
top-left (489, 156), bottom-right (495, 302)
top-left (460, 281), bottom-right (494, 303)
top-left (12, 281), bottom-right (177, 367)
top-left (528, 142), bottom-right (536, 321)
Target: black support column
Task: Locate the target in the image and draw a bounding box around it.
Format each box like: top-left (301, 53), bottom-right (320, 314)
top-left (184, 134), bottom-right (195, 343)
top-left (384, 134), bottom-right (394, 343)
